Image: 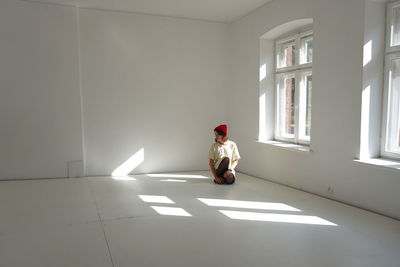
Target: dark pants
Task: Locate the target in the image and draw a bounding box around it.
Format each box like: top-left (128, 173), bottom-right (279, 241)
top-left (215, 157), bottom-right (235, 184)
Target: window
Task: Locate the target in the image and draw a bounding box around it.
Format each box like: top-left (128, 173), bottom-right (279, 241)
top-left (383, 1), bottom-right (400, 159)
top-left (275, 30), bottom-right (313, 144)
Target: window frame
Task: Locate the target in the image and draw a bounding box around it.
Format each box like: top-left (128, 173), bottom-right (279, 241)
top-left (274, 30), bottom-right (313, 145)
top-left (299, 69), bottom-right (313, 142)
top-left (386, 1), bottom-right (400, 53)
top-left (275, 72), bottom-right (297, 142)
top-left (382, 52), bottom-right (400, 158)
top-left (382, 2), bottom-right (400, 159)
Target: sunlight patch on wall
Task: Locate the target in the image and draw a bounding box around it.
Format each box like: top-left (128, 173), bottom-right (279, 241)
top-left (112, 148), bottom-right (144, 176)
top-left (363, 40), bottom-right (372, 67)
top-left (260, 64), bottom-right (267, 81)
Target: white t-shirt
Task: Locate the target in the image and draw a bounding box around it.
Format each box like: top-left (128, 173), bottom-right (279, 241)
top-left (208, 140), bottom-right (240, 172)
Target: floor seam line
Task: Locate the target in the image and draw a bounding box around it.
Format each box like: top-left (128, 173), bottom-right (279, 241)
top-left (88, 180), bottom-right (115, 267)
top-left (102, 214), bottom-right (161, 222)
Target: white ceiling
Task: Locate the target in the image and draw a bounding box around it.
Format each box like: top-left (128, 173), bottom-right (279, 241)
top-left (21, 0), bottom-right (273, 23)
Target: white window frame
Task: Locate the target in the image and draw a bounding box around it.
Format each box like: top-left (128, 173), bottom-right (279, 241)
top-left (299, 70), bottom-right (313, 142)
top-left (382, 1), bottom-right (400, 159)
top-left (274, 30), bottom-right (313, 145)
top-left (275, 72), bottom-right (297, 142)
top-left (386, 1), bottom-right (400, 53)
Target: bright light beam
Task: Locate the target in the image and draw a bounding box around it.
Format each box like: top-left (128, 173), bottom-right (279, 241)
top-left (198, 198), bottom-right (300, 211)
top-left (219, 210), bottom-right (337, 226)
top-left (151, 206), bottom-right (192, 217)
top-left (363, 40), bottom-right (372, 67)
top-left (112, 176), bottom-right (136, 181)
top-left (146, 174), bottom-right (209, 179)
top-left (160, 179), bottom-right (187, 183)
top-left (260, 64), bottom-right (267, 81)
top-left (112, 148), bottom-right (144, 176)
top-left (138, 195), bottom-right (175, 204)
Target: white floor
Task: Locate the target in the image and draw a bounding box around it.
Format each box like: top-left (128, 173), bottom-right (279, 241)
top-left (0, 171), bottom-right (399, 267)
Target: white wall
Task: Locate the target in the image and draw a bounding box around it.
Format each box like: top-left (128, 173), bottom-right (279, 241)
top-left (0, 1), bottom-right (229, 179)
top-left (360, 1), bottom-right (386, 159)
top-left (230, 0), bottom-right (400, 219)
top-left (0, 0), bottom-right (84, 180)
top-left (78, 9), bottom-right (229, 175)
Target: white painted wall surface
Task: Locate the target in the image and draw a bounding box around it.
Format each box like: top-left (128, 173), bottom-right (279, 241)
top-left (0, 0), bottom-right (83, 179)
top-left (78, 9), bottom-right (229, 175)
top-left (229, 0), bottom-right (400, 219)
top-left (360, 1), bottom-right (385, 159)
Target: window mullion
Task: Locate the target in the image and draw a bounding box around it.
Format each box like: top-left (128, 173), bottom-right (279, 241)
top-left (389, 86), bottom-right (400, 151)
top-left (294, 36), bottom-right (302, 143)
top-left (381, 55), bottom-right (392, 155)
top-left (275, 74), bottom-right (282, 140)
top-left (294, 70), bottom-right (301, 143)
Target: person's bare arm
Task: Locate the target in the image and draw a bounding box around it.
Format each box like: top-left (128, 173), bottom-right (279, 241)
top-left (230, 159), bottom-right (239, 170)
top-left (209, 159), bottom-right (217, 178)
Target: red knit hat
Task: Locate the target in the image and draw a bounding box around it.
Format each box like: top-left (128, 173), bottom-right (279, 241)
top-left (214, 124), bottom-right (228, 136)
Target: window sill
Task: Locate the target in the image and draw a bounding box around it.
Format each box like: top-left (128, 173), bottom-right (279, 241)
top-left (354, 158), bottom-right (400, 173)
top-left (257, 140), bottom-right (312, 153)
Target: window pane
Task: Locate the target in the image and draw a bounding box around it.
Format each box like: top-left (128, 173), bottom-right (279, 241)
top-left (394, 98), bottom-right (400, 149)
top-left (300, 37), bottom-right (313, 64)
top-left (397, 117), bottom-right (400, 147)
top-left (305, 75), bottom-right (312, 136)
top-left (299, 73), bottom-right (312, 140)
top-left (284, 77), bottom-right (295, 135)
top-left (306, 39), bottom-right (313, 63)
top-left (278, 43), bottom-right (296, 68)
top-left (389, 58), bottom-right (400, 151)
top-left (392, 7), bottom-right (400, 47)
top-left (285, 44), bottom-right (296, 67)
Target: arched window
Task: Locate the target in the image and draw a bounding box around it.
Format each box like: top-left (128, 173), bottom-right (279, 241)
top-left (259, 19), bottom-right (313, 147)
top-left (382, 1), bottom-right (400, 159)
top-left (275, 30), bottom-right (313, 144)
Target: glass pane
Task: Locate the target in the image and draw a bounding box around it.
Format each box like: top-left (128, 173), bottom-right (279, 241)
top-left (391, 58), bottom-right (400, 91)
top-left (394, 79), bottom-right (400, 149)
top-left (389, 58), bottom-right (400, 151)
top-left (284, 77), bottom-right (295, 135)
top-left (397, 118), bottom-right (400, 147)
top-left (279, 43), bottom-right (296, 68)
top-left (306, 39), bottom-right (313, 63)
top-left (394, 98), bottom-right (400, 149)
top-left (392, 7), bottom-right (400, 47)
top-left (305, 75), bottom-right (312, 136)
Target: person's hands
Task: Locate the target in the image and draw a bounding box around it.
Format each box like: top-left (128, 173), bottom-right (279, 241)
top-left (223, 170), bottom-right (232, 178)
top-left (214, 177), bottom-right (224, 184)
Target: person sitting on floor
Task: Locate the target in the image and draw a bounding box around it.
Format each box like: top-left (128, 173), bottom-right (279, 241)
top-left (208, 124), bottom-right (240, 185)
